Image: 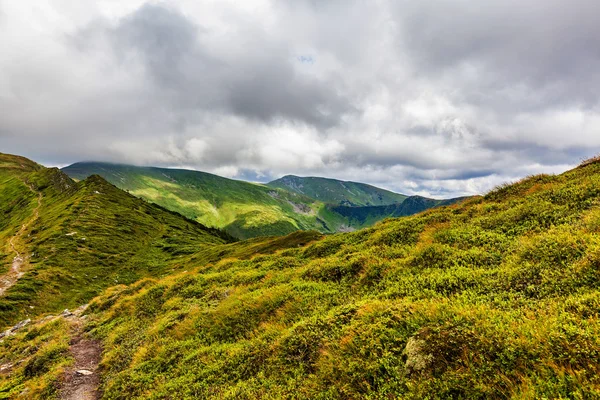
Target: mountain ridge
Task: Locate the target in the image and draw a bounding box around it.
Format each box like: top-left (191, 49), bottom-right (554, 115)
top-left (63, 162), bottom-right (335, 239)
top-left (3, 152), bottom-right (600, 397)
top-left (268, 174), bottom-right (408, 206)
top-left (0, 154), bottom-right (233, 326)
top-left (63, 162), bottom-right (461, 238)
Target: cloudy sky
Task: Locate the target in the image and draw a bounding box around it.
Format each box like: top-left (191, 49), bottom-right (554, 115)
top-left (1, 0), bottom-right (599, 197)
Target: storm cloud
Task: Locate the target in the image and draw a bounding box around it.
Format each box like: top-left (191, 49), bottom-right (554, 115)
top-left (1, 0), bottom-right (599, 197)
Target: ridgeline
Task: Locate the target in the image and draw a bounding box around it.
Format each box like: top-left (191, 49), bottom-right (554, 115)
top-left (3, 153), bottom-right (600, 398)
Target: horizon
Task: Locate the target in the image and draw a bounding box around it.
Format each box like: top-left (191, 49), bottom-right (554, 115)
top-left (21, 154), bottom-right (594, 201)
top-left (56, 158), bottom-right (451, 198)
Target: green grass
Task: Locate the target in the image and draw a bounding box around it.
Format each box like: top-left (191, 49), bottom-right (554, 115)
top-left (0, 154), bottom-right (44, 274)
top-left (1, 154), bottom-right (328, 327)
top-left (62, 163), bottom-right (460, 239)
top-left (8, 152), bottom-right (600, 398)
top-left (59, 158), bottom-right (600, 399)
top-left (0, 318), bottom-right (72, 399)
top-left (0, 154), bottom-right (237, 326)
top-left (62, 163), bottom-right (332, 239)
top-left (267, 175), bottom-right (408, 206)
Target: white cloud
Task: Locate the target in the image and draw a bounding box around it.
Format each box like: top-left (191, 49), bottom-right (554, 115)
top-left (1, 0), bottom-right (599, 197)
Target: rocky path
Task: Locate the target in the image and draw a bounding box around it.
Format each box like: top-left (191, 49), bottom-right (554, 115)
top-left (0, 184), bottom-right (42, 296)
top-left (60, 309), bottom-right (103, 400)
top-left (1, 306), bottom-right (103, 399)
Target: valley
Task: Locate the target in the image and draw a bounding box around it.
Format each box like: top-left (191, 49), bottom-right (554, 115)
top-left (2, 1), bottom-right (596, 398)
top-left (2, 152), bottom-right (600, 398)
top-left (267, 175), bottom-right (408, 206)
top-left (62, 162), bottom-right (462, 239)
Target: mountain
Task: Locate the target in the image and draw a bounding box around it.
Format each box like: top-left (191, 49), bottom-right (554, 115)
top-left (63, 162), bottom-right (459, 239)
top-left (0, 154), bottom-right (323, 328)
top-left (328, 195), bottom-right (468, 226)
top-left (63, 162), bottom-right (340, 239)
top-left (0, 153), bottom-right (324, 398)
top-left (5, 155), bottom-right (600, 398)
top-left (267, 175), bottom-right (407, 206)
top-left (0, 153), bottom-right (234, 326)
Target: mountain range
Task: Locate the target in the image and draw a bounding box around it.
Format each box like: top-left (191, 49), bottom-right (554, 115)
top-left (267, 175), bottom-right (408, 206)
top-left (3, 152), bottom-right (600, 398)
top-left (62, 162), bottom-right (463, 239)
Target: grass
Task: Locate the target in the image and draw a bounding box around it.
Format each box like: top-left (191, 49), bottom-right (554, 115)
top-left (6, 153), bottom-right (600, 398)
top-left (1, 153), bottom-right (327, 328)
top-left (267, 175), bottom-right (408, 206)
top-left (0, 154), bottom-right (238, 326)
top-left (62, 163), bottom-right (333, 239)
top-left (62, 163), bottom-right (459, 239)
top-left (0, 318), bottom-right (72, 399)
top-left (51, 157), bottom-right (600, 399)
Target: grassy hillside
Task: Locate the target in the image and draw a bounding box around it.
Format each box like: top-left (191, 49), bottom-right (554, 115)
top-left (0, 154), bottom-right (236, 326)
top-left (8, 157), bottom-right (600, 398)
top-left (329, 195), bottom-right (468, 228)
top-left (63, 163), bottom-right (459, 239)
top-left (0, 231), bottom-right (323, 399)
top-left (268, 175), bottom-right (407, 206)
top-left (0, 154), bottom-right (45, 244)
top-left (0, 154), bottom-right (328, 398)
top-left (63, 163), bottom-right (340, 239)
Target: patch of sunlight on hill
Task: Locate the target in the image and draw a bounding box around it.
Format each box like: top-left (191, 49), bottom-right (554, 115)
top-left (233, 204), bottom-right (299, 229)
top-left (131, 187), bottom-right (224, 225)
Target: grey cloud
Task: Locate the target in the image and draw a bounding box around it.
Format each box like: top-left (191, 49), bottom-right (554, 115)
top-left (91, 4), bottom-right (355, 128)
top-left (480, 137), bottom-right (592, 167)
top-left (393, 0), bottom-right (600, 111)
top-left (113, 4), bottom-right (203, 86)
top-left (1, 0), bottom-right (600, 198)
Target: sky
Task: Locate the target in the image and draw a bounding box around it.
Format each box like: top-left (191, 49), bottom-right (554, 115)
top-left (1, 0), bottom-right (599, 198)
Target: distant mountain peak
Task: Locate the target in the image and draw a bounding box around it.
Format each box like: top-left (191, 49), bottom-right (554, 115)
top-left (62, 161), bottom-right (460, 238)
top-left (268, 175), bottom-right (407, 207)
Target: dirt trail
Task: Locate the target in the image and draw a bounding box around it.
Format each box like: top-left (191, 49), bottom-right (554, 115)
top-left (0, 184), bottom-right (42, 296)
top-left (60, 311), bottom-right (102, 400)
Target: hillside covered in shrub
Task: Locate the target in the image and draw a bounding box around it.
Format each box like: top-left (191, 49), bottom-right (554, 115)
top-left (0, 153), bottom-right (236, 326)
top-left (4, 156), bottom-right (600, 398)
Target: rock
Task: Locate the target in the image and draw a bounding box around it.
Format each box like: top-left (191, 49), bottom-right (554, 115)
top-left (403, 336), bottom-right (434, 375)
top-left (60, 309), bottom-right (73, 317)
top-left (0, 363), bottom-right (13, 372)
top-left (76, 369), bottom-right (94, 376)
top-left (40, 315), bottom-right (57, 323)
top-left (73, 304), bottom-right (89, 317)
top-left (9, 319), bottom-right (31, 333)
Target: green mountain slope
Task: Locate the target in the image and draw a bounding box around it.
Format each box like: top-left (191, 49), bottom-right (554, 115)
top-left (63, 163), bottom-right (459, 239)
top-left (0, 153), bottom-right (328, 398)
top-left (268, 174), bottom-right (407, 206)
top-left (328, 195), bottom-right (468, 227)
top-left (9, 157), bottom-right (600, 398)
top-left (63, 163), bottom-right (340, 239)
top-left (0, 153), bottom-right (234, 326)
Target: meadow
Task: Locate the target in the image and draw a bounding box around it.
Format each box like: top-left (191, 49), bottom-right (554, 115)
top-left (4, 155), bottom-right (600, 398)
